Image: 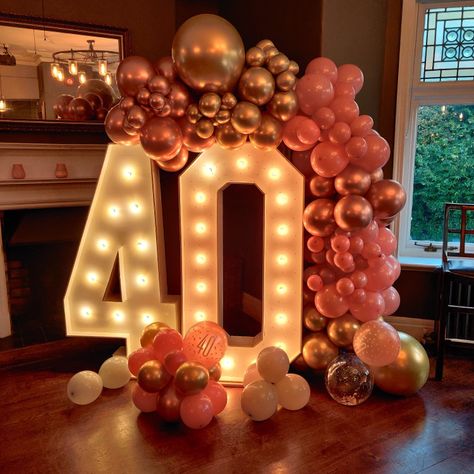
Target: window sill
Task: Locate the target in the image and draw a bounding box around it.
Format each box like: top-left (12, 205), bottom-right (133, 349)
top-left (398, 255), bottom-right (441, 271)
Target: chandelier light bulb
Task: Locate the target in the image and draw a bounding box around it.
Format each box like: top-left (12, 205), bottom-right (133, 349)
top-left (78, 71), bottom-right (87, 84)
top-left (68, 60), bottom-right (78, 75)
top-left (98, 59), bottom-right (108, 76)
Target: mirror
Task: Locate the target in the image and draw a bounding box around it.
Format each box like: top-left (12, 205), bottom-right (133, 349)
top-left (0, 14), bottom-right (128, 132)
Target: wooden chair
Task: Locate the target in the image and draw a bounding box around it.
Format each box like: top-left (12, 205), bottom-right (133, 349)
top-left (435, 203), bottom-right (474, 380)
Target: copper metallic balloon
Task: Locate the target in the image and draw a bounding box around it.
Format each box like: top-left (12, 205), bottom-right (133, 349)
top-left (54, 94), bottom-right (74, 118)
top-left (116, 56), bottom-right (155, 97)
top-left (246, 47), bottom-right (265, 66)
top-left (268, 91), bottom-right (298, 122)
top-left (168, 81), bottom-right (191, 118)
top-left (172, 14), bottom-right (245, 93)
top-left (256, 39), bottom-right (275, 51)
top-left (126, 105), bottom-right (147, 129)
top-left (156, 100), bottom-right (172, 118)
top-left (249, 113), bottom-right (283, 151)
top-left (221, 92), bottom-right (238, 110)
top-left (123, 120), bottom-right (139, 136)
top-left (140, 322), bottom-right (170, 347)
top-left (303, 199), bottom-right (336, 237)
top-left (334, 195), bottom-right (373, 232)
top-left (334, 164), bottom-right (372, 196)
top-left (327, 313), bottom-right (361, 347)
top-left (136, 87), bottom-right (151, 106)
top-left (156, 383), bottom-right (182, 422)
top-left (149, 93), bottom-right (166, 112)
top-left (140, 117), bottom-right (182, 160)
top-left (77, 79), bottom-right (115, 110)
top-left (147, 75), bottom-right (171, 95)
top-left (199, 92), bottom-right (221, 118)
top-left (105, 105), bottom-right (139, 145)
top-left (186, 103), bottom-right (201, 124)
top-left (83, 92), bottom-right (103, 112)
top-left (276, 71), bottom-right (296, 91)
top-left (265, 46), bottom-right (279, 61)
top-left (302, 333), bottom-right (339, 370)
top-left (231, 101), bottom-right (262, 134)
top-left (157, 146), bottom-right (189, 172)
top-left (366, 179), bottom-right (407, 219)
top-left (196, 118), bottom-right (215, 139)
top-left (267, 53), bottom-right (290, 75)
top-left (215, 122), bottom-right (246, 149)
top-left (238, 67), bottom-right (275, 106)
top-left (154, 56), bottom-right (177, 82)
top-left (215, 108), bottom-right (231, 125)
top-left (288, 60), bottom-right (300, 75)
top-left (174, 361), bottom-right (209, 395)
top-left (372, 332), bottom-right (430, 396)
top-left (303, 304), bottom-right (328, 332)
top-left (309, 175), bottom-right (336, 197)
top-left (120, 96), bottom-right (135, 112)
top-left (68, 97), bottom-right (93, 121)
top-left (208, 363), bottom-right (222, 382)
top-left (138, 360), bottom-right (171, 393)
top-left (96, 107), bottom-right (108, 121)
top-left (370, 168), bottom-right (384, 183)
top-left (180, 117), bottom-right (216, 152)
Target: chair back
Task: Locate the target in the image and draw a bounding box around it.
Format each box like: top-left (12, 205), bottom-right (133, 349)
top-left (442, 203), bottom-right (474, 264)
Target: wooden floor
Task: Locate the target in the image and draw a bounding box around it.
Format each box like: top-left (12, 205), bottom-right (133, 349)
top-left (1, 350), bottom-right (473, 474)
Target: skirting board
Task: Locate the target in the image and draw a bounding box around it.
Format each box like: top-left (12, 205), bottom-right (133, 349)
top-left (384, 315), bottom-right (434, 341)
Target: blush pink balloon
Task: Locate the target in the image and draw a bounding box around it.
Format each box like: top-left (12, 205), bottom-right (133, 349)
top-left (330, 97), bottom-right (359, 123)
top-left (315, 283), bottom-right (349, 318)
top-left (319, 266), bottom-right (337, 284)
top-left (291, 149), bottom-right (314, 178)
top-left (183, 321), bottom-right (228, 369)
top-left (355, 220), bottom-right (379, 243)
top-left (357, 135), bottom-right (391, 172)
top-left (346, 137), bottom-right (368, 160)
top-left (303, 265), bottom-right (319, 281)
top-left (128, 347), bottom-right (156, 376)
top-left (132, 384), bottom-right (158, 412)
top-left (334, 83), bottom-right (355, 99)
top-left (378, 227), bottom-right (397, 255)
top-left (349, 288), bottom-right (367, 304)
top-left (307, 235), bottom-right (325, 253)
top-left (387, 255), bottom-right (401, 280)
top-left (365, 261), bottom-right (397, 291)
top-left (361, 241), bottom-right (382, 260)
top-left (382, 286), bottom-right (401, 316)
top-left (337, 64), bottom-right (364, 94)
top-left (334, 252), bottom-right (355, 272)
top-left (305, 57), bottom-right (338, 83)
top-left (297, 120), bottom-right (321, 145)
top-left (283, 116), bottom-right (320, 151)
top-left (164, 350), bottom-right (188, 375)
top-left (202, 380), bottom-right (227, 415)
top-left (349, 236), bottom-right (364, 254)
top-left (312, 107), bottom-right (336, 130)
top-left (307, 274), bottom-right (324, 292)
top-left (336, 277), bottom-right (355, 296)
top-left (325, 249), bottom-right (336, 266)
top-left (296, 74), bottom-right (334, 115)
top-left (350, 270), bottom-right (368, 288)
top-left (180, 393), bottom-right (214, 429)
top-left (331, 235), bottom-right (350, 253)
top-left (349, 290), bottom-right (385, 322)
top-left (311, 142), bottom-right (349, 178)
top-left (350, 115), bottom-right (374, 137)
top-left (328, 122), bottom-right (351, 144)
top-left (353, 320), bottom-right (400, 367)
top-left (153, 328), bottom-right (184, 363)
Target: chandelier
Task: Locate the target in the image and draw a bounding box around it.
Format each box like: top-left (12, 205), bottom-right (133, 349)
top-left (50, 40), bottom-right (120, 85)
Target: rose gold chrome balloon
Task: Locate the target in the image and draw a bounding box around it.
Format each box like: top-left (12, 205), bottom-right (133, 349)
top-left (334, 195), bottom-right (373, 232)
top-left (140, 117), bottom-right (182, 160)
top-left (334, 164), bottom-right (372, 196)
top-left (215, 123), bottom-right (246, 149)
top-left (199, 92), bottom-right (221, 118)
top-left (137, 360), bottom-right (171, 393)
top-left (154, 56), bottom-right (177, 81)
top-left (174, 361), bottom-right (209, 396)
top-left (303, 199), bottom-right (336, 237)
top-left (246, 47), bottom-right (265, 66)
top-left (230, 101), bottom-right (262, 134)
top-left (268, 91), bottom-right (298, 122)
top-left (105, 105), bottom-right (139, 145)
top-left (180, 117), bottom-right (215, 152)
top-left (249, 113), bottom-right (283, 151)
top-left (168, 81), bottom-right (191, 118)
top-left (238, 67), bottom-right (275, 106)
top-left (116, 56), bottom-right (155, 97)
top-left (366, 179), bottom-right (407, 219)
top-left (156, 146), bottom-right (189, 172)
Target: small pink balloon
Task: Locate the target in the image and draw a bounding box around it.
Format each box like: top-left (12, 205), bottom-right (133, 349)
top-left (349, 288), bottom-right (367, 305)
top-left (183, 321), bottom-right (228, 369)
top-left (334, 83), bottom-right (355, 99)
top-left (319, 266), bottom-right (337, 284)
top-left (377, 226), bottom-right (397, 255)
top-left (387, 255), bottom-right (401, 280)
top-left (382, 286), bottom-right (401, 316)
top-left (312, 107), bottom-right (336, 130)
top-left (364, 261), bottom-right (397, 292)
top-left (315, 283), bottom-right (349, 318)
top-left (180, 393), bottom-right (214, 429)
top-left (307, 274), bottom-right (324, 292)
top-left (311, 142), bottom-right (349, 178)
top-left (331, 235), bottom-right (350, 253)
top-left (330, 97), bottom-right (359, 123)
top-left (333, 252), bottom-right (354, 272)
top-left (328, 122), bottom-right (351, 145)
top-left (132, 384), bottom-right (158, 412)
top-left (202, 380), bottom-right (227, 415)
top-left (358, 135), bottom-right (391, 172)
top-left (291, 149), bottom-right (314, 178)
top-left (353, 320), bottom-right (400, 367)
top-left (350, 115), bottom-right (374, 137)
top-left (349, 290), bottom-right (385, 322)
top-left (297, 120), bottom-right (321, 145)
top-left (153, 328), bottom-right (183, 363)
top-left (296, 74), bottom-right (334, 115)
top-left (349, 236), bottom-right (364, 254)
top-left (305, 57), bottom-right (338, 83)
top-left (350, 270), bottom-right (368, 289)
top-left (336, 277), bottom-right (355, 296)
top-left (128, 347), bottom-right (156, 376)
top-left (164, 350), bottom-right (188, 376)
top-left (303, 265), bottom-right (319, 282)
top-left (337, 64), bottom-right (364, 94)
top-left (307, 235), bottom-right (325, 253)
top-left (355, 220), bottom-right (379, 243)
top-left (346, 137), bottom-right (368, 160)
top-left (283, 116), bottom-right (319, 151)
top-left (361, 242), bottom-right (382, 260)
top-left (325, 249), bottom-right (336, 267)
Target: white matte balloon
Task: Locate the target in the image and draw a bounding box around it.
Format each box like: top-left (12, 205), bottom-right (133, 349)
top-left (67, 370), bottom-right (103, 405)
top-left (276, 374), bottom-right (311, 410)
top-left (243, 363), bottom-right (262, 387)
top-left (99, 356), bottom-right (131, 389)
top-left (256, 346), bottom-right (290, 383)
top-left (241, 380), bottom-right (278, 421)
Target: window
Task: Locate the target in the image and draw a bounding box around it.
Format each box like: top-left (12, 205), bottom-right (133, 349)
top-left (393, 1), bottom-right (474, 265)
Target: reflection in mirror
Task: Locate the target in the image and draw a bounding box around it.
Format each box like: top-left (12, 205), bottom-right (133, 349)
top-left (221, 184), bottom-right (264, 342)
top-left (0, 23), bottom-right (121, 122)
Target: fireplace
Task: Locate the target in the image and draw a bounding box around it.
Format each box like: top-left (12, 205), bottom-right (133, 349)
top-left (0, 142), bottom-right (106, 349)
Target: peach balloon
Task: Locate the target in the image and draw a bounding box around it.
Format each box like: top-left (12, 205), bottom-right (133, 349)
top-left (307, 274), bottom-right (324, 292)
top-left (354, 219), bottom-right (379, 243)
top-left (336, 277), bottom-right (355, 296)
top-left (309, 175), bottom-right (336, 197)
top-left (333, 252), bottom-right (355, 273)
top-left (366, 180), bottom-right (407, 219)
top-left (311, 142), bottom-right (349, 178)
top-left (312, 107), bottom-right (336, 130)
top-left (349, 236), bottom-right (364, 254)
top-left (315, 283), bottom-right (349, 318)
top-left (346, 137), bottom-right (368, 160)
top-left (128, 347), bottom-right (155, 376)
top-left (377, 227), bottom-right (397, 255)
top-left (334, 195), bottom-right (373, 232)
top-left (328, 122), bottom-right (351, 144)
top-left (132, 384), bottom-right (158, 413)
top-left (337, 64), bottom-right (364, 94)
top-left (305, 57), bottom-right (338, 83)
top-left (303, 199), bottom-right (336, 237)
top-left (382, 286), bottom-right (401, 316)
top-left (334, 164), bottom-right (371, 196)
top-left (283, 116), bottom-right (320, 151)
top-left (350, 270), bottom-right (367, 288)
top-left (330, 97), bottom-right (359, 123)
top-left (331, 235), bottom-right (350, 253)
top-left (296, 74), bottom-right (334, 115)
top-left (350, 115), bottom-right (374, 137)
top-left (297, 119), bottom-right (321, 145)
top-left (349, 290), bottom-right (385, 322)
top-left (307, 235), bottom-right (325, 253)
top-left (357, 135), bottom-right (390, 172)
top-left (334, 83), bottom-right (355, 99)
top-left (353, 320), bottom-right (400, 367)
top-left (364, 260), bottom-right (397, 291)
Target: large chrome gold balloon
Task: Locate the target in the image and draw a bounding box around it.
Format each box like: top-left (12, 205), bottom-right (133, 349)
top-left (365, 179), bottom-right (407, 219)
top-left (238, 67), bottom-right (275, 106)
top-left (196, 118), bottom-right (214, 139)
top-left (215, 123), bottom-right (246, 149)
top-left (246, 47), bottom-right (265, 67)
top-left (302, 333), bottom-right (339, 370)
top-left (172, 14), bottom-right (245, 93)
top-left (137, 360), bottom-right (171, 392)
top-left (326, 313), bottom-right (361, 347)
top-left (140, 321), bottom-right (169, 347)
top-left (268, 91), bottom-right (298, 122)
top-left (249, 113), bottom-right (283, 151)
top-left (334, 195), bottom-right (373, 232)
top-left (372, 332), bottom-right (430, 396)
top-left (199, 92), bottom-right (221, 118)
top-left (231, 101), bottom-right (262, 134)
top-left (174, 361), bottom-right (209, 395)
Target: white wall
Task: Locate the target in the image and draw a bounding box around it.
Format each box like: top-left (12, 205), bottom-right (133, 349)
top-left (0, 64), bottom-right (39, 99)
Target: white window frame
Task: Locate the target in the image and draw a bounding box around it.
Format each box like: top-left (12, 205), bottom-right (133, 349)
top-left (393, 0), bottom-right (474, 267)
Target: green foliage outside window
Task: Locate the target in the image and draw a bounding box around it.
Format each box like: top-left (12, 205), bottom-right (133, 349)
top-left (411, 104), bottom-right (474, 243)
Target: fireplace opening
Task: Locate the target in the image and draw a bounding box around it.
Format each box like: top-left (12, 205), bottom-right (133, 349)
top-left (0, 207), bottom-right (89, 350)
